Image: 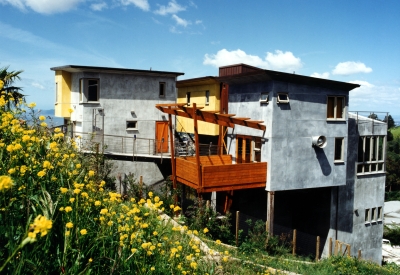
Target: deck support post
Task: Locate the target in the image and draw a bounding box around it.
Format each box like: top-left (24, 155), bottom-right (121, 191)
top-left (168, 112), bottom-right (177, 204)
top-left (193, 103), bottom-right (202, 193)
top-left (267, 191), bottom-right (275, 236)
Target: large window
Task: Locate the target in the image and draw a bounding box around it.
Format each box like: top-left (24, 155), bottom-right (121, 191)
top-left (80, 78), bottom-right (99, 103)
top-left (357, 135), bottom-right (386, 175)
top-left (327, 96), bottom-right (345, 120)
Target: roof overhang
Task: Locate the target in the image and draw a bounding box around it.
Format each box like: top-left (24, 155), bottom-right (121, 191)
top-left (217, 70), bottom-right (360, 91)
top-left (50, 65), bottom-right (184, 78)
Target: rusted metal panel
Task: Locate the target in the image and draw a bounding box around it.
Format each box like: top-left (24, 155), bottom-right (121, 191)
top-left (219, 64), bottom-right (263, 77)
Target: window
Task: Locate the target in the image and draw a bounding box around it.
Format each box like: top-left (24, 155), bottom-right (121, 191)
top-left (357, 135), bottom-right (386, 175)
top-left (80, 78), bottom-right (99, 103)
top-left (236, 135), bottom-right (262, 163)
top-left (377, 207), bottom-right (383, 221)
top-left (260, 92), bottom-right (269, 104)
top-left (205, 90), bottom-right (210, 105)
top-left (277, 93), bottom-right (289, 103)
top-left (327, 96), bottom-right (345, 120)
top-left (186, 92), bottom-right (191, 106)
top-left (365, 208), bottom-right (370, 223)
top-left (126, 121), bottom-right (138, 130)
top-left (334, 138), bottom-right (344, 162)
top-left (55, 82), bottom-right (58, 103)
top-left (371, 208), bottom-right (376, 223)
top-left (159, 82), bottom-right (165, 97)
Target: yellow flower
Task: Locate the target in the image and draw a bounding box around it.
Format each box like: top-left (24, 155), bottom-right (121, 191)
top-left (69, 198), bottom-right (75, 203)
top-left (43, 161), bottom-right (51, 169)
top-left (30, 215), bottom-right (52, 238)
top-left (88, 258), bottom-right (93, 263)
top-left (39, 115), bottom-right (46, 121)
top-left (73, 188), bottom-right (81, 194)
top-left (107, 221), bottom-right (113, 226)
top-left (28, 102), bottom-right (36, 108)
top-left (64, 206), bottom-right (72, 212)
top-left (190, 262), bottom-right (197, 269)
top-left (88, 170), bottom-right (95, 177)
top-left (0, 175), bottom-right (13, 191)
top-left (60, 187), bottom-right (68, 194)
top-left (100, 208), bottom-right (108, 215)
top-left (151, 267), bottom-right (155, 271)
top-left (76, 163), bottom-right (81, 169)
top-left (216, 239), bottom-right (221, 245)
top-left (40, 122), bottom-right (47, 127)
top-left (174, 206), bottom-right (181, 212)
top-left (81, 192), bottom-right (89, 198)
top-left (8, 168), bottom-right (16, 175)
top-left (203, 228), bottom-right (209, 234)
top-left (94, 200), bottom-right (101, 206)
top-left (148, 191), bottom-right (153, 198)
top-left (80, 229), bottom-right (87, 235)
top-left (131, 248), bottom-right (137, 254)
top-left (66, 230), bottom-right (70, 236)
top-left (37, 170), bottom-right (46, 177)
top-left (66, 222), bottom-right (73, 228)
top-left (153, 231), bottom-right (158, 236)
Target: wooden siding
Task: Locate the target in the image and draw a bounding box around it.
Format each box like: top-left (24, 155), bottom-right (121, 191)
top-left (175, 155), bottom-right (267, 192)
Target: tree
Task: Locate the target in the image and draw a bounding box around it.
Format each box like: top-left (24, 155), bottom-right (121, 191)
top-left (385, 115), bottom-right (396, 129)
top-left (0, 65), bottom-right (24, 108)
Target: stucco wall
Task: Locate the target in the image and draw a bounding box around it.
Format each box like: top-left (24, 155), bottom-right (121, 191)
top-left (227, 80), bottom-right (350, 191)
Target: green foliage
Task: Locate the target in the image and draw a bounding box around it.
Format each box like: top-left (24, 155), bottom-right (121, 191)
top-left (384, 225), bottom-right (400, 245)
top-left (238, 219), bottom-right (291, 256)
top-left (184, 198), bottom-right (234, 244)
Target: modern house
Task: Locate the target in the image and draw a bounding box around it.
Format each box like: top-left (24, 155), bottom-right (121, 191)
top-left (156, 64), bottom-right (387, 263)
top-left (51, 65), bottom-right (184, 185)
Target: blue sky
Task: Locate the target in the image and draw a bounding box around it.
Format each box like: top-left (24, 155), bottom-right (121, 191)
top-left (1, 0), bottom-right (399, 121)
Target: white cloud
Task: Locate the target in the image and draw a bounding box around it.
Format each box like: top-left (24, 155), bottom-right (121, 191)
top-left (154, 0), bottom-right (185, 15)
top-left (91, 2), bottom-right (107, 11)
top-left (120, 0), bottom-right (149, 11)
top-left (169, 26), bottom-right (181, 34)
top-left (172, 14), bottom-right (190, 27)
top-left (31, 82), bottom-right (44, 89)
top-left (332, 61), bottom-right (372, 75)
top-left (203, 49), bottom-right (302, 72)
top-left (195, 20), bottom-right (202, 24)
top-left (0, 0), bottom-right (83, 14)
top-left (311, 72), bottom-right (330, 79)
top-left (349, 80), bottom-right (400, 116)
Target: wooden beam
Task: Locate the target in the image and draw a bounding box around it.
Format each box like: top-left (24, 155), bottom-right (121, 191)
top-left (267, 191), bottom-right (275, 236)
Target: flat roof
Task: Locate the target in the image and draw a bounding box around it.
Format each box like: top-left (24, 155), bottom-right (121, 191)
top-left (177, 76), bottom-right (218, 87)
top-left (50, 65), bottom-right (184, 77)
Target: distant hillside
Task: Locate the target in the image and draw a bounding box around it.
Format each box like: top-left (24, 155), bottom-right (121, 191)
top-left (39, 109), bottom-right (64, 126)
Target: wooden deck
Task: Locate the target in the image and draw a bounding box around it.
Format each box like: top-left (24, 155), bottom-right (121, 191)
top-left (176, 155), bottom-right (267, 192)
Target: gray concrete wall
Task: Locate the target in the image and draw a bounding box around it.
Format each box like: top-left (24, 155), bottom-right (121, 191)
top-left (227, 80), bottom-right (350, 191)
top-left (325, 116), bottom-right (386, 263)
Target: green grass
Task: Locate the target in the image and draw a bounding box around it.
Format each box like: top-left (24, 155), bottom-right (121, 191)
top-left (390, 126), bottom-right (400, 138)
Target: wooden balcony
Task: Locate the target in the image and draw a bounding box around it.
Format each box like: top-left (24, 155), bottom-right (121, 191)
top-left (176, 155), bottom-right (267, 192)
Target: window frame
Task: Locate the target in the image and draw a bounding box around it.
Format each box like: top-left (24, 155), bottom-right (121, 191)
top-left (357, 135), bottom-right (386, 175)
top-left (159, 82), bottom-right (165, 98)
top-left (260, 92), bottom-right (269, 104)
top-left (277, 93), bottom-right (289, 104)
top-left (365, 208), bottom-right (370, 224)
top-left (126, 120), bottom-right (138, 131)
top-left (205, 90), bottom-right (210, 106)
top-left (186, 92), bottom-right (191, 106)
top-left (334, 137), bottom-right (345, 163)
top-left (80, 78), bottom-right (100, 103)
top-left (327, 96), bottom-right (345, 120)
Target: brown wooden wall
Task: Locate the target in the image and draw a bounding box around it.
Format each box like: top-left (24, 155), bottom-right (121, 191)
top-left (202, 162), bottom-right (267, 192)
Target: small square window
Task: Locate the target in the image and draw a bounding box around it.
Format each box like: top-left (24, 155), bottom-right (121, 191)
top-left (126, 121), bottom-right (138, 130)
top-left (260, 93), bottom-right (269, 104)
top-left (277, 93), bottom-right (289, 104)
top-left (186, 92), bottom-right (191, 106)
top-left (159, 82), bottom-right (165, 98)
top-left (334, 137), bottom-right (344, 162)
